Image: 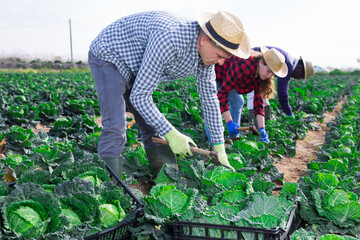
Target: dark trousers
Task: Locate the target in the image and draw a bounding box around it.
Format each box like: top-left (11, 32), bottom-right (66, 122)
top-left (88, 52), bottom-right (161, 157)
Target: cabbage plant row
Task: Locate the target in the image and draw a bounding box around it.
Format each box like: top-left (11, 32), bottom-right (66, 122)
top-left (0, 72), bottom-right (359, 240)
top-left (291, 84), bottom-right (360, 239)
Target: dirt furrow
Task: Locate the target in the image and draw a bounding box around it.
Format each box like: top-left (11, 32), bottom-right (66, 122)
top-left (274, 96), bottom-right (347, 183)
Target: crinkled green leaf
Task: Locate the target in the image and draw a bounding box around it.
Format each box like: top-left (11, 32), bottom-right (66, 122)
top-left (158, 188), bottom-right (189, 214)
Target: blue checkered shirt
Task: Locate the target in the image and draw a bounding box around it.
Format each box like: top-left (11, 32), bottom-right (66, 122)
top-left (90, 11), bottom-right (224, 143)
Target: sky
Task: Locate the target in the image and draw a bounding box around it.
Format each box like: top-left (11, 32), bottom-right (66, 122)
top-left (1, 0), bottom-right (360, 69)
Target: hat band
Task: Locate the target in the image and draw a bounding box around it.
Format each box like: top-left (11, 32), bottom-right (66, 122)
top-left (205, 21), bottom-right (240, 50)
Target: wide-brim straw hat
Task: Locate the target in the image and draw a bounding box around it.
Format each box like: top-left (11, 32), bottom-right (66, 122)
top-left (300, 56), bottom-right (314, 81)
top-left (260, 46), bottom-right (288, 78)
top-left (196, 11), bottom-right (250, 59)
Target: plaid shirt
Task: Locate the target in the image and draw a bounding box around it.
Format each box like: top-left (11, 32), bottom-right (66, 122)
top-left (216, 56), bottom-right (265, 116)
top-left (90, 11), bottom-right (224, 143)
top-left (253, 46), bottom-right (297, 115)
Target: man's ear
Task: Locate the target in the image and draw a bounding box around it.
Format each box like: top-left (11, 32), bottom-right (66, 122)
top-left (199, 35), bottom-right (211, 47)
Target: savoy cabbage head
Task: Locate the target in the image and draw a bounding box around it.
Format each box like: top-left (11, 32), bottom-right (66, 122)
top-left (298, 172), bottom-right (360, 238)
top-left (96, 181), bottom-right (130, 229)
top-left (52, 178), bottom-right (102, 236)
top-left (49, 156), bottom-right (110, 185)
top-left (1, 183), bottom-right (64, 239)
top-left (314, 188), bottom-right (360, 228)
top-left (5, 126), bottom-right (38, 154)
top-left (144, 183), bottom-right (198, 224)
top-left (99, 201), bottom-right (126, 229)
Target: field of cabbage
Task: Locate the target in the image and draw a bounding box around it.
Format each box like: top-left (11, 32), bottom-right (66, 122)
top-left (0, 71), bottom-right (360, 240)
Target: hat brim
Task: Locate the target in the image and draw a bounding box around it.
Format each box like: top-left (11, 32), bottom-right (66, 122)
top-left (196, 12), bottom-right (251, 59)
top-left (272, 64), bottom-right (288, 78)
top-left (260, 46), bottom-right (288, 78)
top-left (300, 56), bottom-right (314, 81)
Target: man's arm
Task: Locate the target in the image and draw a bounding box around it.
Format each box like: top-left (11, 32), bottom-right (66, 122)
top-left (277, 77), bottom-right (292, 115)
top-left (196, 64), bottom-right (225, 144)
top-left (130, 32), bottom-right (175, 136)
top-left (197, 64), bottom-right (234, 171)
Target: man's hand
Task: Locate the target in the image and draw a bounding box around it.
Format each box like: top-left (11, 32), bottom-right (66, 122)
top-left (259, 127), bottom-right (270, 143)
top-left (165, 128), bottom-right (196, 156)
top-left (213, 143), bottom-right (235, 172)
top-left (226, 120), bottom-right (240, 135)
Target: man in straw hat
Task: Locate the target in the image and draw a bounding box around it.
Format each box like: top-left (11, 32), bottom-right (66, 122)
top-left (88, 10), bottom-right (250, 176)
top-left (204, 46), bottom-right (288, 144)
top-left (247, 46), bottom-right (315, 125)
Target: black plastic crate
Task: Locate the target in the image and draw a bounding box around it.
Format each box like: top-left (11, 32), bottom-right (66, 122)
top-left (173, 198), bottom-right (300, 240)
top-left (84, 164), bottom-right (145, 240)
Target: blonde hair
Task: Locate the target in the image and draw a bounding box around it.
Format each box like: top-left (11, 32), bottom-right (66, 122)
top-left (259, 75), bottom-right (275, 99)
top-left (252, 51), bottom-right (276, 99)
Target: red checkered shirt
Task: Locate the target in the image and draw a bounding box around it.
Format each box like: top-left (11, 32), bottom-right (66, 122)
top-left (216, 56), bottom-right (265, 116)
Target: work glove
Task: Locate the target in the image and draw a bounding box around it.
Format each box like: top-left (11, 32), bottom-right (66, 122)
top-left (259, 127), bottom-right (270, 143)
top-left (287, 113), bottom-right (295, 119)
top-left (213, 143), bottom-right (235, 172)
top-left (226, 120), bottom-right (240, 135)
top-left (165, 128), bottom-right (196, 156)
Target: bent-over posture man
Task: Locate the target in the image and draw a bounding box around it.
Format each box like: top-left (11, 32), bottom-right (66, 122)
top-left (88, 10), bottom-right (251, 176)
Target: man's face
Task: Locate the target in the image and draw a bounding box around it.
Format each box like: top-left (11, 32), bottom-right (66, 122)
top-left (258, 59), bottom-right (274, 80)
top-left (198, 36), bottom-right (232, 66)
top-left (292, 60), bottom-right (305, 79)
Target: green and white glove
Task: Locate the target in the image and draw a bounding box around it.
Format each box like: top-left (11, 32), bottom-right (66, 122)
top-left (165, 128), bottom-right (196, 156)
top-left (213, 143), bottom-right (235, 172)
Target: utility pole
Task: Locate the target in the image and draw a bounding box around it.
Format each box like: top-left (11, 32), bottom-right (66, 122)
top-left (69, 19), bottom-right (73, 64)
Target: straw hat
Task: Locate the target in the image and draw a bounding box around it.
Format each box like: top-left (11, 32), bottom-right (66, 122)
top-left (300, 57), bottom-right (314, 80)
top-left (196, 11), bottom-right (250, 59)
top-left (260, 46), bottom-right (288, 78)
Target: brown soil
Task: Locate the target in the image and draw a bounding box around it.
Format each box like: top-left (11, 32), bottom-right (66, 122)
top-left (129, 181), bottom-right (154, 195)
top-left (0, 138), bottom-right (6, 157)
top-left (94, 112), bottom-right (134, 128)
top-left (33, 123), bottom-right (51, 134)
top-left (274, 96), bottom-right (347, 183)
top-left (94, 118), bottom-right (103, 128)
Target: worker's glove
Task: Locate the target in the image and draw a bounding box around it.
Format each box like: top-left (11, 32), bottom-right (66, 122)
top-left (165, 128), bottom-right (196, 156)
top-left (213, 143), bottom-right (235, 172)
top-left (226, 120), bottom-right (240, 135)
top-left (287, 113), bottom-right (295, 119)
top-left (259, 127), bottom-right (270, 143)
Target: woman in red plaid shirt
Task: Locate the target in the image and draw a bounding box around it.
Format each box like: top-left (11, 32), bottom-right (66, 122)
top-left (206, 46), bottom-right (288, 144)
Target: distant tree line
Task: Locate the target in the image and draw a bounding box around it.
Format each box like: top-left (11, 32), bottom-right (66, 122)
top-left (0, 57), bottom-right (88, 70)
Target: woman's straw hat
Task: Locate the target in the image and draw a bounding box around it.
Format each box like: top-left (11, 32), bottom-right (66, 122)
top-left (196, 11), bottom-right (250, 59)
top-left (260, 46), bottom-right (288, 78)
top-left (300, 57), bottom-right (314, 80)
